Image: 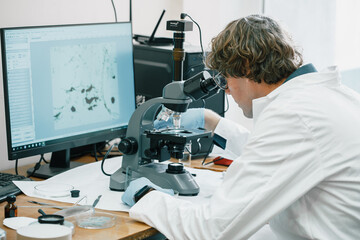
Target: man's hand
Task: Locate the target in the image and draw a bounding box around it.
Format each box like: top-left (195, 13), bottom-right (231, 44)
top-left (122, 177), bottom-right (174, 207)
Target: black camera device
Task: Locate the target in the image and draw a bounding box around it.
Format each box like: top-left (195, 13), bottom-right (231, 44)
top-left (166, 20), bottom-right (193, 32)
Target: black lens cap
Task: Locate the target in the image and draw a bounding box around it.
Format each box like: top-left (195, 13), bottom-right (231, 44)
top-left (38, 214), bottom-right (64, 225)
top-left (70, 190), bottom-right (80, 198)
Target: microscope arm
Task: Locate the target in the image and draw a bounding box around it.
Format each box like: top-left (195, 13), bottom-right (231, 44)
top-left (121, 95), bottom-right (192, 171)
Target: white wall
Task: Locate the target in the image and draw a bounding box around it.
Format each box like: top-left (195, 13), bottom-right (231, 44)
top-left (335, 0), bottom-right (360, 71)
top-left (264, 0), bottom-right (337, 70)
top-left (0, 0), bottom-right (182, 171)
top-left (0, 0), bottom-right (128, 171)
top-left (182, 0), bottom-right (262, 130)
top-left (132, 0), bottom-right (183, 38)
top-left (0, 0), bottom-right (260, 171)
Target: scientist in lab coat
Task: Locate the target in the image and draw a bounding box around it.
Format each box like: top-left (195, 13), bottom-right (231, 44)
top-left (122, 15), bottom-right (360, 239)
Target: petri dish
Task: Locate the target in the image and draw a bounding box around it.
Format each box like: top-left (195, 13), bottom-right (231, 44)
top-left (34, 183), bottom-right (74, 198)
top-left (30, 220), bottom-right (75, 235)
top-left (17, 224), bottom-right (72, 239)
top-left (76, 211), bottom-right (116, 229)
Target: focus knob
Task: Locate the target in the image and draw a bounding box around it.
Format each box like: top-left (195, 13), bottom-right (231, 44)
top-left (166, 162), bottom-right (185, 174)
top-left (144, 148), bottom-right (158, 159)
top-left (118, 137), bottom-right (138, 155)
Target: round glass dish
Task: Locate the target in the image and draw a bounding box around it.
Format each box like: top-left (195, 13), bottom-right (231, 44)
top-left (75, 211), bottom-right (116, 229)
top-left (34, 183), bottom-right (74, 198)
top-left (30, 220), bottom-right (75, 235)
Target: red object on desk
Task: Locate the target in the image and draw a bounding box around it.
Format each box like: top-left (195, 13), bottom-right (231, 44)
top-left (213, 156), bottom-right (233, 166)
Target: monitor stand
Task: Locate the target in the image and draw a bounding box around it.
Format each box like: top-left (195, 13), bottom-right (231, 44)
top-left (27, 149), bottom-right (84, 179)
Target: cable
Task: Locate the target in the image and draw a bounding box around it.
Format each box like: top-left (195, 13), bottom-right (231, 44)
top-left (181, 13), bottom-right (217, 112)
top-left (93, 141), bottom-right (119, 161)
top-left (262, 0), bottom-right (266, 14)
top-left (129, 0), bottom-right (132, 21)
top-left (27, 154), bottom-right (46, 177)
top-left (110, 0), bottom-right (118, 22)
top-left (101, 143), bottom-right (118, 176)
top-left (181, 13), bottom-right (204, 56)
top-left (94, 144), bottom-right (99, 162)
top-left (200, 99), bottom-right (206, 108)
top-left (15, 159), bottom-right (19, 175)
top-left (221, 94), bottom-right (230, 115)
top-left (180, 13), bottom-right (208, 111)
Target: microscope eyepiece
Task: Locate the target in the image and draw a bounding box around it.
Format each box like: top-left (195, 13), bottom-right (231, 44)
top-left (200, 75), bottom-right (218, 93)
top-left (183, 71), bottom-right (219, 100)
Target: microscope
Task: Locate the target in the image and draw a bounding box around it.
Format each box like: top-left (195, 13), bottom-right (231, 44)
top-left (109, 17), bottom-right (223, 196)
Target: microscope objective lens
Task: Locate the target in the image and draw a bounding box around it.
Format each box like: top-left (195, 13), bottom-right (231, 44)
top-left (172, 113), bottom-right (181, 129)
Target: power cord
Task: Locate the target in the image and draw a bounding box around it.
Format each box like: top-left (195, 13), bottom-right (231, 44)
top-left (110, 0), bottom-right (118, 22)
top-left (181, 13), bottom-right (204, 56)
top-left (15, 159), bottom-right (19, 175)
top-left (93, 141), bottom-right (120, 161)
top-left (27, 154), bottom-right (47, 177)
top-left (101, 143), bottom-right (118, 176)
top-left (222, 94), bottom-right (230, 115)
top-left (181, 13), bottom-right (229, 115)
top-left (93, 143), bottom-right (103, 162)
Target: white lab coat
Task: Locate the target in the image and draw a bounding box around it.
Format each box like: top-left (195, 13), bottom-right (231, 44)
top-left (130, 66), bottom-right (360, 240)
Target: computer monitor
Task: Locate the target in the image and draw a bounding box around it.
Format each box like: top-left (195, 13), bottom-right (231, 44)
top-left (1, 22), bottom-right (136, 178)
top-left (133, 44), bottom-right (225, 116)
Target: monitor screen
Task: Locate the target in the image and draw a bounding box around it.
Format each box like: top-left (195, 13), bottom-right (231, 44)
top-left (1, 22), bottom-right (136, 177)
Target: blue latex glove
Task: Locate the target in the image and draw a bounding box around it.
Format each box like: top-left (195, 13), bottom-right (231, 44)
top-left (122, 177), bottom-right (174, 207)
top-left (154, 108), bottom-right (205, 130)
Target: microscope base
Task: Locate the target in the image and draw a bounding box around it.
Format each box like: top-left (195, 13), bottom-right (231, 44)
top-left (109, 162), bottom-right (199, 196)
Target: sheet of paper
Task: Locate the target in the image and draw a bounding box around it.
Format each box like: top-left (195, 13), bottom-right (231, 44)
top-left (14, 157), bottom-right (224, 212)
top-left (14, 156), bottom-right (128, 211)
top-left (211, 145), bottom-right (238, 161)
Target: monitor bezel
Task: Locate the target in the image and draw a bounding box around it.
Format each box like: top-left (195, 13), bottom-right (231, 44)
top-left (1, 21), bottom-right (136, 161)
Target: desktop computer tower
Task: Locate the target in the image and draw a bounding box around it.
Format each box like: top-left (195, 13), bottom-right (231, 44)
top-left (133, 44), bottom-right (225, 116)
top-left (133, 44), bottom-right (225, 157)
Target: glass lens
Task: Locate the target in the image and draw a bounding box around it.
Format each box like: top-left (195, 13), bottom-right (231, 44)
top-left (213, 72), bottom-right (228, 90)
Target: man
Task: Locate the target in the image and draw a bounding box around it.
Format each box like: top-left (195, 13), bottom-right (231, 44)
top-left (122, 15), bottom-right (360, 239)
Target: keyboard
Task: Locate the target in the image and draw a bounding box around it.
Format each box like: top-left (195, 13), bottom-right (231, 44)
top-left (0, 172), bottom-right (31, 203)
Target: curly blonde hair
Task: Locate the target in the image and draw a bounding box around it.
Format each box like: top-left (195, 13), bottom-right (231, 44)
top-left (206, 15), bottom-right (303, 84)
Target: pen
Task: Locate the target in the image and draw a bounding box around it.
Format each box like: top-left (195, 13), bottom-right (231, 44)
top-left (203, 157), bottom-right (224, 166)
top-left (73, 195), bottom-right (87, 206)
top-left (27, 200), bottom-right (64, 210)
top-left (92, 195), bottom-right (102, 208)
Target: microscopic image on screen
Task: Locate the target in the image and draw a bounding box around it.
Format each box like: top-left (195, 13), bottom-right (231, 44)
top-left (50, 42), bottom-right (120, 130)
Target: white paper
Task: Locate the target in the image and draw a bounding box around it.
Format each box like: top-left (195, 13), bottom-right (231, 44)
top-left (14, 156), bottom-right (128, 212)
top-left (14, 157), bottom-right (224, 212)
top-left (211, 145), bottom-right (237, 161)
top-left (179, 165), bottom-right (223, 205)
top-left (3, 217), bottom-right (37, 230)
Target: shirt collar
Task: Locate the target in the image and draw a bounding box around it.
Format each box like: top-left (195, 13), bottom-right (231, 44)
top-left (283, 63), bottom-right (317, 84)
top-left (252, 64), bottom-right (342, 123)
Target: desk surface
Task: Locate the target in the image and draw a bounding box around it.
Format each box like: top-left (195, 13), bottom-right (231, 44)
top-left (0, 155), bottom-right (226, 239)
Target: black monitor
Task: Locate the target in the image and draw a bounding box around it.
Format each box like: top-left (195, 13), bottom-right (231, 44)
top-left (1, 22), bottom-right (136, 178)
top-left (133, 44), bottom-right (225, 115)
